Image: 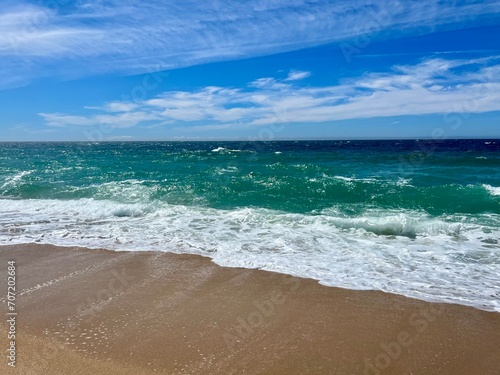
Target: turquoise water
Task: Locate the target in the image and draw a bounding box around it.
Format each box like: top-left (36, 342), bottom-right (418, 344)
top-left (1, 140), bottom-right (499, 311)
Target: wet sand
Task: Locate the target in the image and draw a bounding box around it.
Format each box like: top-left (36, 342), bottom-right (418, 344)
top-left (0, 244), bottom-right (499, 375)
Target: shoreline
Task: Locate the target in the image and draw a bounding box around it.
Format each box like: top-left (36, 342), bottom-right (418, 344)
top-left (3, 239), bottom-right (497, 314)
top-left (0, 243), bottom-right (499, 374)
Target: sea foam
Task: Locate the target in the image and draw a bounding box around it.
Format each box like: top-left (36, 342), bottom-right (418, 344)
top-left (1, 198), bottom-right (499, 312)
top-left (483, 184), bottom-right (500, 196)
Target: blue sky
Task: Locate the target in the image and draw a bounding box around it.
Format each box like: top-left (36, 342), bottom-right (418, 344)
top-left (1, 0), bottom-right (500, 141)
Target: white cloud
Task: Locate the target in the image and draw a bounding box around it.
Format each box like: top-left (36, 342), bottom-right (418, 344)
top-left (285, 70), bottom-right (311, 81)
top-left (85, 102), bottom-right (139, 112)
top-left (40, 111), bottom-right (160, 128)
top-left (39, 113), bottom-right (95, 127)
top-left (1, 1), bottom-right (500, 86)
top-left (0, 4), bottom-right (105, 57)
top-left (106, 135), bottom-right (134, 141)
top-left (39, 57), bottom-right (500, 132)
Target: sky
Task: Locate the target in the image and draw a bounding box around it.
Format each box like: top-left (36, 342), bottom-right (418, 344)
top-left (0, 0), bottom-right (500, 141)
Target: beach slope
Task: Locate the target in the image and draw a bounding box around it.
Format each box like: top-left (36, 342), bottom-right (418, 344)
top-left (0, 244), bottom-right (499, 375)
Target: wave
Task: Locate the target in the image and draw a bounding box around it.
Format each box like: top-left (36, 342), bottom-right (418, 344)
top-left (1, 170), bottom-right (33, 190)
top-left (211, 147), bottom-right (255, 153)
top-left (1, 198), bottom-right (499, 312)
top-left (330, 175), bottom-right (378, 183)
top-left (325, 175), bottom-right (413, 187)
top-left (1, 166), bottom-right (499, 218)
top-left (323, 212), bottom-right (463, 238)
top-left (483, 184), bottom-right (500, 197)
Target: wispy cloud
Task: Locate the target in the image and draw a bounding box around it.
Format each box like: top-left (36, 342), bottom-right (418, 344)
top-left (285, 70), bottom-right (311, 81)
top-left (38, 57), bottom-right (500, 132)
top-left (2, 0), bottom-right (500, 87)
top-left (0, 4), bottom-right (105, 56)
top-left (40, 111), bottom-right (161, 129)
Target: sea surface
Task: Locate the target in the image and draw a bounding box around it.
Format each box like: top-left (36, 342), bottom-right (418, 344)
top-left (0, 140), bottom-right (499, 311)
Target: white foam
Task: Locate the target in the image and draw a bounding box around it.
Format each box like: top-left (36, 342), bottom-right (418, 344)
top-left (1, 198), bottom-right (499, 312)
top-left (325, 175), bottom-right (413, 187)
top-left (211, 147), bottom-right (255, 154)
top-left (483, 184), bottom-right (500, 196)
top-left (1, 170), bottom-right (33, 190)
top-left (396, 177), bottom-right (413, 186)
top-left (212, 147), bottom-right (244, 153)
top-left (332, 175), bottom-right (370, 182)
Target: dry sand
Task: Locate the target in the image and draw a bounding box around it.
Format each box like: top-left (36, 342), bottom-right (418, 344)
top-left (0, 244), bottom-right (499, 375)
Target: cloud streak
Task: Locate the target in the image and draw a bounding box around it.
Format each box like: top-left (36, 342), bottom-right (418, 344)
top-left (2, 0), bottom-right (500, 87)
top-left (38, 57), bottom-right (500, 133)
top-left (285, 70), bottom-right (311, 81)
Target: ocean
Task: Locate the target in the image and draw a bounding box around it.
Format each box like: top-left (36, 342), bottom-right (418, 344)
top-left (0, 140), bottom-right (499, 311)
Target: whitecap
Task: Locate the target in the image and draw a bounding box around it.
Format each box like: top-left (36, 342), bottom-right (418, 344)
top-left (1, 170), bottom-right (33, 190)
top-left (483, 184), bottom-right (500, 196)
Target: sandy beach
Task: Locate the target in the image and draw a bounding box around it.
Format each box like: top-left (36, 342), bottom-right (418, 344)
top-left (0, 244), bottom-right (499, 375)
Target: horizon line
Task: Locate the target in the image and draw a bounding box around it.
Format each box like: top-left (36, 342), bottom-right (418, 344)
top-left (0, 137), bottom-right (499, 143)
